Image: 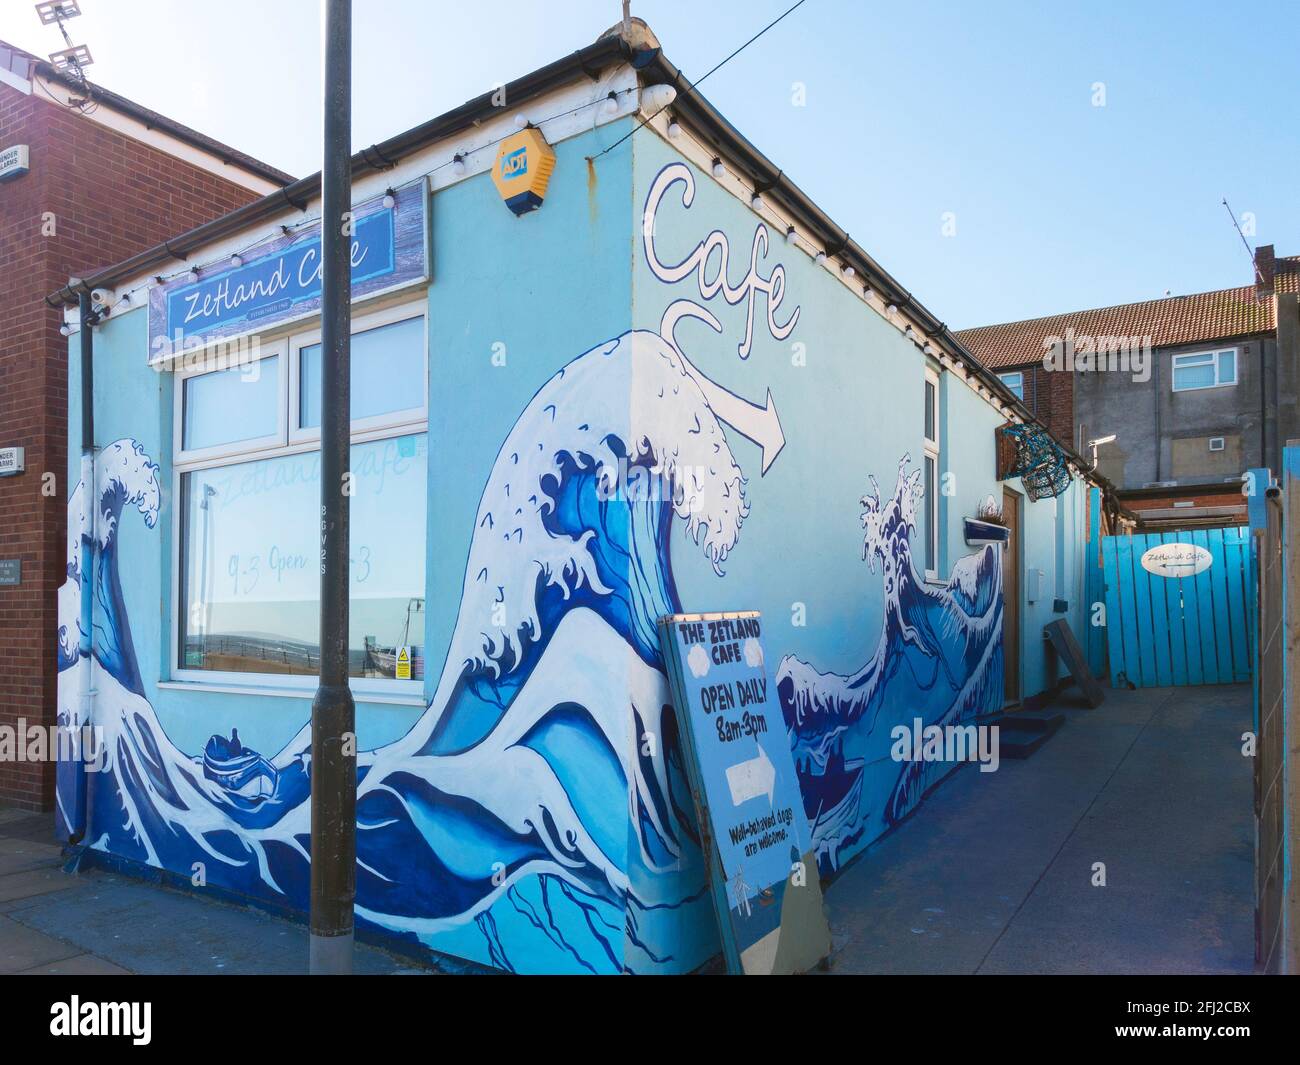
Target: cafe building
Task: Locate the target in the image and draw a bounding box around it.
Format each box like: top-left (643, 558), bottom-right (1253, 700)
top-left (49, 20), bottom-right (1106, 973)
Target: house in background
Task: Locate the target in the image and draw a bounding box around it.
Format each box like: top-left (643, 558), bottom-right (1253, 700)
top-left (0, 38), bottom-right (293, 810)
top-left (958, 246), bottom-right (1300, 528)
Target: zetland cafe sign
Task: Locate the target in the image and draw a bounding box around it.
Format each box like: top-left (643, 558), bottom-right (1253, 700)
top-left (148, 183), bottom-right (428, 363)
top-left (1140, 541), bottom-right (1214, 578)
top-left (659, 612), bottom-right (829, 973)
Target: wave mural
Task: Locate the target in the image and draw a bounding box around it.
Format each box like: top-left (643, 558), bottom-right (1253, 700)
top-left (777, 459), bottom-right (1004, 875)
top-left (55, 157), bottom-right (1004, 973)
top-left (57, 331), bottom-right (756, 974)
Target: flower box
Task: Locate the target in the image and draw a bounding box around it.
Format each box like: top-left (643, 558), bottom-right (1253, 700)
top-left (964, 517), bottom-right (1011, 547)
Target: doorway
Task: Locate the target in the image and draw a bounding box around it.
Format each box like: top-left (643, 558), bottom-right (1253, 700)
top-left (1002, 487), bottom-right (1021, 706)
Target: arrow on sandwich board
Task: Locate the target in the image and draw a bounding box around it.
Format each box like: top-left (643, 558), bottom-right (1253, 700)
top-left (726, 742), bottom-right (776, 807)
top-left (661, 300), bottom-right (786, 474)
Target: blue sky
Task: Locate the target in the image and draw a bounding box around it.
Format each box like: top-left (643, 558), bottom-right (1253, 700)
top-left (4, 0), bottom-right (1295, 327)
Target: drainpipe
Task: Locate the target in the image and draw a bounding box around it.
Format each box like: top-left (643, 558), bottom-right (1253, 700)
top-left (70, 289), bottom-right (96, 844)
top-left (1153, 351), bottom-right (1161, 482)
top-left (309, 0), bottom-right (356, 976)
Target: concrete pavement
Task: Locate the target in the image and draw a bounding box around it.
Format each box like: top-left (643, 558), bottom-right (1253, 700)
top-left (821, 683), bottom-right (1255, 974)
top-left (0, 808), bottom-right (425, 975)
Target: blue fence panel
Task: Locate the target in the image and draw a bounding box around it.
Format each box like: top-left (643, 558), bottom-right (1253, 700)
top-left (1102, 525), bottom-right (1253, 689)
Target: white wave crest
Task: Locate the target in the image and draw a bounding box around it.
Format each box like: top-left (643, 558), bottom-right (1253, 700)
top-left (433, 329), bottom-right (747, 690)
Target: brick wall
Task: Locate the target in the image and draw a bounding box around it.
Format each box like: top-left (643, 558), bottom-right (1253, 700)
top-left (1020, 363), bottom-right (1075, 452)
top-left (0, 85), bottom-right (266, 809)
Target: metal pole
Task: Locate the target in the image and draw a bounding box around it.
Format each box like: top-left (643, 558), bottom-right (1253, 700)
top-left (309, 0), bottom-right (355, 975)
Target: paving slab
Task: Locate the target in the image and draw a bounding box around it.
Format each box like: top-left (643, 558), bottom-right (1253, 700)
top-left (0, 837), bottom-right (66, 876)
top-left (0, 915), bottom-right (83, 973)
top-left (0, 866), bottom-right (81, 905)
top-left (5, 868), bottom-right (416, 975)
top-left (17, 953), bottom-right (133, 976)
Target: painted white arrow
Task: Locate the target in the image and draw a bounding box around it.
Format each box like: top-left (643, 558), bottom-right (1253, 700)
top-left (661, 301), bottom-right (786, 474)
top-left (726, 742), bottom-right (776, 808)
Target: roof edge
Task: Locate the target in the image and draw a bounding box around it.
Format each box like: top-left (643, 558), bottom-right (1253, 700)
top-left (43, 33), bottom-right (630, 309)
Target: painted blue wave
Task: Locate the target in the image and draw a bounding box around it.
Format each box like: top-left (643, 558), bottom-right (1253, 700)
top-left (57, 331), bottom-right (739, 974)
top-left (776, 458), bottom-right (1004, 874)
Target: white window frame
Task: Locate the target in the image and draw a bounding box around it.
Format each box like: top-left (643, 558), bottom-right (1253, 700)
top-left (1171, 348), bottom-right (1237, 392)
top-left (169, 301), bottom-right (428, 699)
top-left (289, 301), bottom-right (429, 445)
top-left (997, 371), bottom-right (1025, 401)
top-left (923, 367), bottom-right (941, 582)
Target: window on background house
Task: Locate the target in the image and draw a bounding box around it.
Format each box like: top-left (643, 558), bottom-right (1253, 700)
top-left (1171, 348), bottom-right (1237, 392)
top-left (997, 371), bottom-right (1025, 401)
top-left (173, 304), bottom-right (429, 692)
top-left (923, 367), bottom-right (941, 580)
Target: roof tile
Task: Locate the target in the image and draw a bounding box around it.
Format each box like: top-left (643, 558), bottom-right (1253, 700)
top-left (957, 256), bottom-right (1298, 369)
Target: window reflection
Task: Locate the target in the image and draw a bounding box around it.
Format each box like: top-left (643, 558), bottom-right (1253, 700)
top-left (299, 316), bottom-right (424, 429)
top-left (183, 355), bottom-right (279, 452)
top-left (179, 433), bottom-right (427, 681)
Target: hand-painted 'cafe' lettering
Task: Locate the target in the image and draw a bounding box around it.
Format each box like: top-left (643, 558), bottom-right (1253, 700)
top-left (147, 182), bottom-right (429, 363)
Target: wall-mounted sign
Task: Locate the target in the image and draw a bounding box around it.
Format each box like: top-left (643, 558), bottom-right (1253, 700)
top-left (491, 128), bottom-right (556, 216)
top-left (147, 183), bottom-right (429, 364)
top-left (1140, 541), bottom-right (1213, 578)
top-left (0, 560), bottom-right (21, 586)
top-left (658, 611), bottom-right (830, 974)
top-left (0, 447), bottom-right (24, 477)
top-left (0, 144), bottom-right (29, 182)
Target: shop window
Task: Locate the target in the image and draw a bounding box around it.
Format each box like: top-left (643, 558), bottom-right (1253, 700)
top-left (295, 314), bottom-right (426, 433)
top-left (923, 368), bottom-right (941, 580)
top-left (172, 304), bottom-right (427, 692)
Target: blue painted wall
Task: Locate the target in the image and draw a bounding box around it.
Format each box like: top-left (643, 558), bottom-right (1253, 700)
top-left (56, 113), bottom-right (1088, 976)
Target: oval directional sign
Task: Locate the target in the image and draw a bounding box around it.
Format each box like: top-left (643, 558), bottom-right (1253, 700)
top-left (1140, 542), bottom-right (1213, 578)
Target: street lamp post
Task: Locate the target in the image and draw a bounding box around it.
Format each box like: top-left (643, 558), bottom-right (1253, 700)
top-left (309, 0), bottom-right (356, 976)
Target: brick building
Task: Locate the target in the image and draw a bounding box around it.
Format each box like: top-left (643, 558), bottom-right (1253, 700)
top-left (0, 40), bottom-right (292, 809)
top-left (958, 247), bottom-right (1300, 529)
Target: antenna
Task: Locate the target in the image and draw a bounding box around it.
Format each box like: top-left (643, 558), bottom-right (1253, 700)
top-left (35, 1), bottom-right (93, 82)
top-left (1221, 197), bottom-right (1262, 284)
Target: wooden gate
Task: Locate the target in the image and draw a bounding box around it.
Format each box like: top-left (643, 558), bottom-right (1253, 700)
top-left (1101, 527), bottom-right (1253, 688)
